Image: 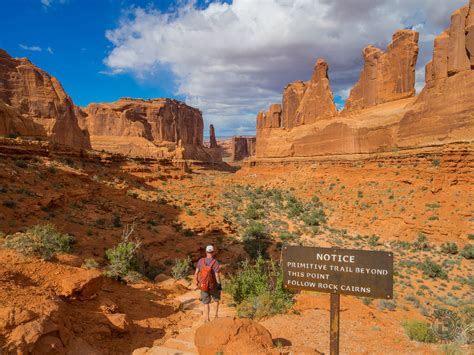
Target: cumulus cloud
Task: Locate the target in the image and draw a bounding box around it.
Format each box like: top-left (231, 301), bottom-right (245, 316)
top-left (104, 0), bottom-right (467, 136)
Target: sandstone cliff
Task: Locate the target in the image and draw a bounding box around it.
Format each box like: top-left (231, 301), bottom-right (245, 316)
top-left (80, 98), bottom-right (220, 161)
top-left (209, 124), bottom-right (218, 148)
top-left (0, 101), bottom-right (45, 137)
top-left (398, 1), bottom-right (474, 148)
top-left (231, 136), bottom-right (256, 161)
top-left (343, 30), bottom-right (419, 112)
top-left (0, 49), bottom-right (91, 149)
top-left (255, 1), bottom-right (473, 160)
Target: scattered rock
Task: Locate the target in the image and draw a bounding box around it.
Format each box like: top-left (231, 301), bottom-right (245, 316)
top-left (0, 306), bottom-right (37, 331)
top-left (58, 269), bottom-right (103, 300)
top-left (105, 313), bottom-right (131, 334)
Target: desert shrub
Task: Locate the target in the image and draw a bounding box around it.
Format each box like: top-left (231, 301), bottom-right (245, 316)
top-left (440, 242), bottom-right (458, 255)
top-left (468, 234), bottom-right (474, 240)
top-left (460, 244), bottom-right (473, 259)
top-left (244, 204), bottom-right (263, 220)
top-left (378, 300), bottom-right (396, 311)
top-left (104, 224), bottom-right (141, 281)
top-left (368, 235), bottom-right (380, 247)
top-left (302, 209), bottom-right (326, 226)
top-left (278, 232), bottom-right (299, 243)
top-left (431, 159), bottom-right (441, 167)
top-left (418, 259), bottom-right (447, 279)
top-left (14, 159), bottom-right (28, 168)
top-left (2, 200), bottom-right (16, 209)
top-left (123, 270), bottom-right (143, 284)
top-left (286, 196), bottom-right (304, 218)
top-left (81, 258), bottom-right (99, 269)
top-left (225, 255), bottom-right (294, 319)
top-left (3, 224), bottom-right (74, 260)
top-left (171, 256), bottom-right (191, 279)
top-left (242, 223), bottom-right (270, 259)
top-left (402, 320), bottom-right (437, 343)
top-left (413, 233), bottom-right (430, 251)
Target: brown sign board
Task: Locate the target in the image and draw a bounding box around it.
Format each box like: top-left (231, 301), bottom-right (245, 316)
top-left (282, 245), bottom-right (393, 299)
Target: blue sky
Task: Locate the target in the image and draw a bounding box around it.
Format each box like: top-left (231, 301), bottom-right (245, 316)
top-left (0, 0), bottom-right (466, 136)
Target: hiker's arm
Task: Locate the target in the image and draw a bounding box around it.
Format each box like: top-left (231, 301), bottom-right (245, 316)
top-left (194, 268), bottom-right (199, 284)
top-left (215, 272), bottom-right (221, 285)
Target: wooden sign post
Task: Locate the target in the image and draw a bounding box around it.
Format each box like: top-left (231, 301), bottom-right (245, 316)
top-left (282, 246), bottom-right (393, 355)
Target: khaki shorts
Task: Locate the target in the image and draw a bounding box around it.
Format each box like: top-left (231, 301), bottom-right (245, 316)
top-left (200, 288), bottom-right (221, 304)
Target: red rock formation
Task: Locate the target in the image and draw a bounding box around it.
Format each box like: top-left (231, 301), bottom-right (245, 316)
top-left (294, 59), bottom-right (338, 125)
top-left (0, 49), bottom-right (91, 149)
top-left (282, 81), bottom-right (306, 129)
top-left (343, 30), bottom-right (419, 112)
top-left (81, 98), bottom-right (220, 161)
top-left (231, 136), bottom-right (256, 161)
top-left (255, 2), bottom-right (474, 160)
top-left (209, 124), bottom-right (218, 148)
top-left (398, 1), bottom-right (474, 148)
top-left (0, 102), bottom-right (45, 137)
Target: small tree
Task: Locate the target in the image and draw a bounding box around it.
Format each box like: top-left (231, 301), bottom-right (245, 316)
top-left (104, 223), bottom-right (141, 281)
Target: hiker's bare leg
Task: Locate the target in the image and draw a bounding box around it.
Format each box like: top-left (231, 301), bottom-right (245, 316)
top-left (205, 303), bottom-right (210, 321)
top-left (214, 301), bottom-right (220, 318)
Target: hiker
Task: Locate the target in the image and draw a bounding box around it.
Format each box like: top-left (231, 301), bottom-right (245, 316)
top-left (195, 245), bottom-right (222, 322)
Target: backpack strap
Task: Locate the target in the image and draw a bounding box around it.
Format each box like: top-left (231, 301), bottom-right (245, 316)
top-left (209, 259), bottom-right (217, 269)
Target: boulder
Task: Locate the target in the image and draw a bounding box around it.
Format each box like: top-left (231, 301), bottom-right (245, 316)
top-left (194, 318), bottom-right (273, 355)
top-left (0, 306), bottom-right (37, 331)
top-left (0, 48), bottom-right (91, 148)
top-left (58, 269), bottom-right (103, 300)
top-left (105, 313), bottom-right (131, 334)
top-left (343, 30), bottom-right (419, 112)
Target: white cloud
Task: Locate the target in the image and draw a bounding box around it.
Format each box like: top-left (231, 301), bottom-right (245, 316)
top-left (47, 47), bottom-right (54, 54)
top-left (104, 0), bottom-right (467, 136)
top-left (19, 44), bottom-right (43, 52)
top-left (41, 0), bottom-right (67, 8)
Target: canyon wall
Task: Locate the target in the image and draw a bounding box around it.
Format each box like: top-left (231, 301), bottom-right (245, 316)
top-left (0, 49), bottom-right (91, 149)
top-left (231, 136), bottom-right (256, 161)
top-left (255, 1), bottom-right (474, 159)
top-left (80, 98), bottom-right (220, 161)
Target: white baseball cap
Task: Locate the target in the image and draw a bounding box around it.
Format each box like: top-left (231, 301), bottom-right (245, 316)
top-left (206, 245), bottom-right (214, 253)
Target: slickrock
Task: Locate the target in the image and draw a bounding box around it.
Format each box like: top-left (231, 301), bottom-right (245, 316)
top-left (194, 318), bottom-right (273, 355)
top-left (209, 124), bottom-right (218, 148)
top-left (343, 30), bottom-right (419, 112)
top-left (294, 58), bottom-right (338, 125)
top-left (231, 136), bottom-right (256, 161)
top-left (0, 48), bottom-right (91, 149)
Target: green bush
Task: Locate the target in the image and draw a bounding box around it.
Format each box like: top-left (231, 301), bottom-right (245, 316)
top-left (242, 223), bottom-right (270, 259)
top-left (3, 224), bottom-right (74, 260)
top-left (440, 242), bottom-right (458, 255)
top-left (81, 258), bottom-right (99, 269)
top-left (413, 233), bottom-right (430, 251)
top-left (171, 256), bottom-right (191, 279)
top-left (418, 259), bottom-right (447, 279)
top-left (104, 226), bottom-right (141, 281)
top-left (402, 320), bottom-right (437, 343)
top-left (225, 255), bottom-right (294, 319)
top-left (368, 235), bottom-right (380, 247)
top-left (302, 209), bottom-right (326, 226)
top-left (460, 244), bottom-right (473, 259)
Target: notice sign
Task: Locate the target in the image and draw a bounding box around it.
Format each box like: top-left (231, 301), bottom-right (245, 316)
top-left (283, 246), bottom-right (393, 299)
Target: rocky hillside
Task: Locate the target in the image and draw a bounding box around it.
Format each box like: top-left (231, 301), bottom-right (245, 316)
top-left (0, 49), bottom-right (91, 149)
top-left (255, 0), bottom-right (474, 160)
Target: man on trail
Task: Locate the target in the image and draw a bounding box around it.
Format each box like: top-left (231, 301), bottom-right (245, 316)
top-left (195, 245), bottom-right (222, 322)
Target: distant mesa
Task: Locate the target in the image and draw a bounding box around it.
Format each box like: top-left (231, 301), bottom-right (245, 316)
top-left (255, 0), bottom-right (474, 160)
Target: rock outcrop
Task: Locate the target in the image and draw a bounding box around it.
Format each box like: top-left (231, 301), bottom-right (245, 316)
top-left (255, 1), bottom-right (473, 160)
top-left (343, 30), bottom-right (419, 112)
top-left (231, 136), bottom-right (256, 161)
top-left (194, 318), bottom-right (273, 355)
top-left (79, 98), bottom-right (221, 161)
top-left (209, 124), bottom-right (218, 148)
top-left (0, 48), bottom-right (91, 149)
top-left (0, 101), bottom-right (45, 137)
top-left (398, 1), bottom-right (474, 148)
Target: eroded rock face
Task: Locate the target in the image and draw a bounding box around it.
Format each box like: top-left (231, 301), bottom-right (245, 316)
top-left (80, 98), bottom-right (220, 161)
top-left (398, 1), bottom-right (474, 148)
top-left (343, 30), bottom-right (419, 112)
top-left (231, 136), bottom-right (256, 161)
top-left (0, 101), bottom-right (45, 137)
top-left (294, 59), bottom-right (338, 125)
top-left (282, 81), bottom-right (306, 129)
top-left (0, 48), bottom-right (91, 149)
top-left (209, 124), bottom-right (218, 148)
